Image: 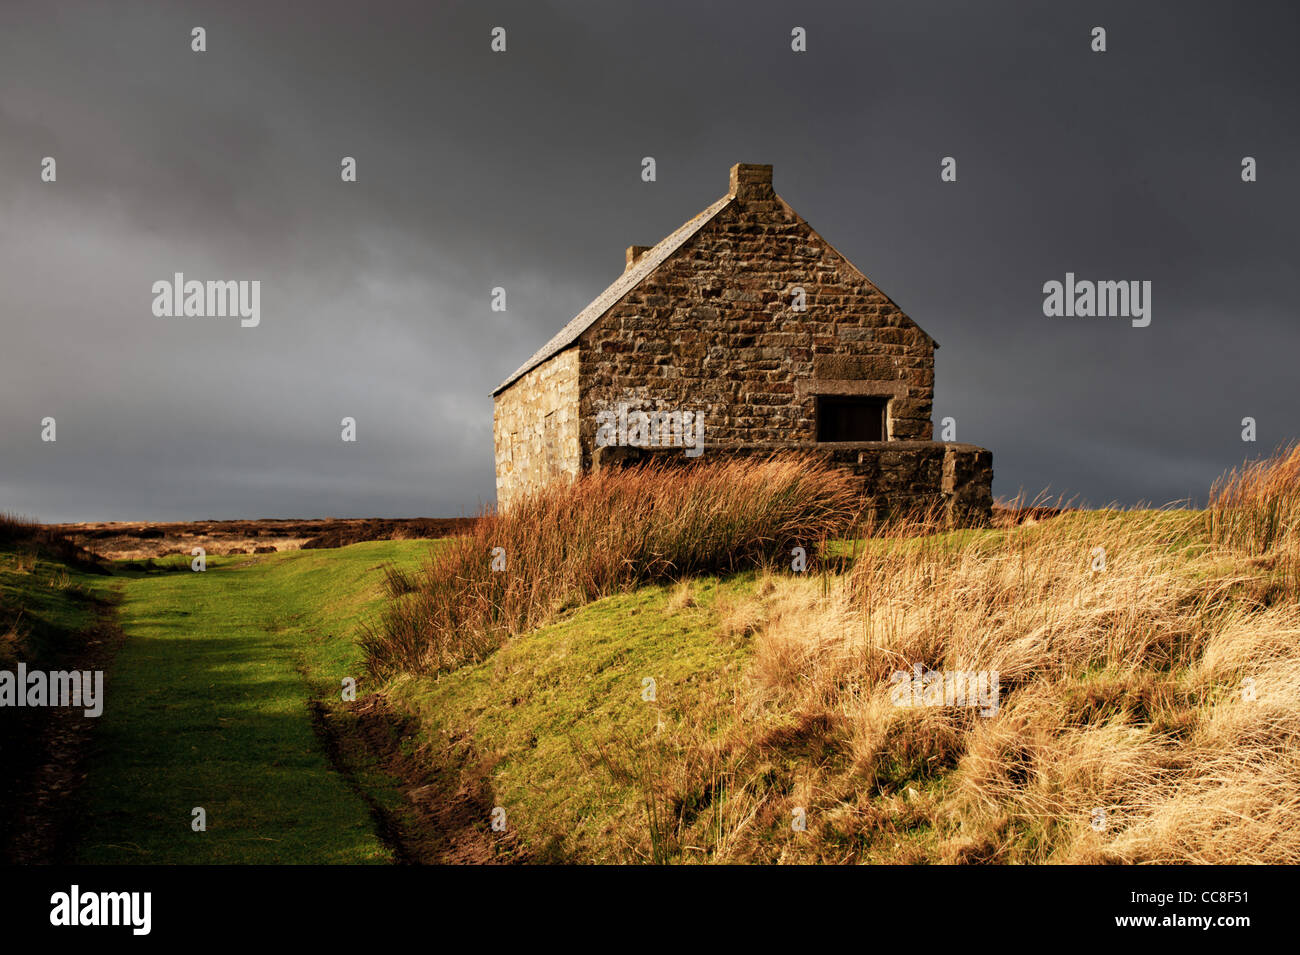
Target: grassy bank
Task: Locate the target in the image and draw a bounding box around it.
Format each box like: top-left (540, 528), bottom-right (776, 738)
top-left (0, 517), bottom-right (116, 861)
top-left (0, 517), bottom-right (110, 674)
top-left (370, 448), bottom-right (1300, 863)
top-left (383, 576), bottom-right (762, 862)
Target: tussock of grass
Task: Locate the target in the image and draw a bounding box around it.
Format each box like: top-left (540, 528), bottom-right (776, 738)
top-left (1207, 442), bottom-right (1300, 555)
top-left (381, 563), bottom-right (417, 598)
top-left (364, 454), bottom-right (859, 678)
top-left (663, 580), bottom-right (696, 612)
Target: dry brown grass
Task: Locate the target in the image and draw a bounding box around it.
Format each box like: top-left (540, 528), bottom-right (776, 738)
top-left (704, 448), bottom-right (1300, 862)
top-left (365, 454), bottom-right (861, 678)
top-left (1207, 442), bottom-right (1300, 555)
top-left (0, 512), bottom-right (103, 572)
top-left (663, 580), bottom-right (698, 615)
top-left (51, 518), bottom-right (477, 560)
top-left (371, 447), bottom-right (1300, 863)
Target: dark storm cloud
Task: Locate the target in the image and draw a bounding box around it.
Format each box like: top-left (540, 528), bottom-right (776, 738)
top-left (1, 0), bottom-right (1296, 520)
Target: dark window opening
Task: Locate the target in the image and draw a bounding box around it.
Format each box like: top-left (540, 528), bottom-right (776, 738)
top-left (816, 396), bottom-right (888, 442)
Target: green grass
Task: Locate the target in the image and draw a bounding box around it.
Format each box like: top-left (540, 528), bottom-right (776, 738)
top-left (0, 541), bottom-right (110, 670)
top-left (383, 575), bottom-right (759, 863)
top-left (12, 504), bottom-right (1254, 865)
top-left (76, 540), bottom-right (438, 864)
top-left (8, 532), bottom-right (755, 864)
top-left (1, 535), bottom-right (117, 858)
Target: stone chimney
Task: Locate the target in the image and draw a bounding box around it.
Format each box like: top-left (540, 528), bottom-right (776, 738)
top-left (625, 245), bottom-right (652, 271)
top-left (729, 163), bottom-right (774, 200)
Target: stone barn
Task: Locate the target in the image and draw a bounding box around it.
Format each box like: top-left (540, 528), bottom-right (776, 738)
top-left (491, 162), bottom-right (993, 522)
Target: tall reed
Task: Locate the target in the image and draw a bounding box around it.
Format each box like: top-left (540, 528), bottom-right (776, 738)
top-left (363, 453), bottom-right (860, 677)
top-left (1207, 442), bottom-right (1300, 555)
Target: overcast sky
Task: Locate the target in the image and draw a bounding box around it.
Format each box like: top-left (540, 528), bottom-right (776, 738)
top-left (2, 0), bottom-right (1297, 522)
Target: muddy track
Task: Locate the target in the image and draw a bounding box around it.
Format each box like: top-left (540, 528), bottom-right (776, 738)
top-left (308, 693), bottom-right (526, 865)
top-left (307, 699), bottom-right (417, 865)
top-left (2, 594), bottom-right (126, 864)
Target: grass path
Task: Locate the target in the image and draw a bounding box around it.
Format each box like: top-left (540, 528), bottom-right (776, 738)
top-left (76, 541), bottom-right (436, 864)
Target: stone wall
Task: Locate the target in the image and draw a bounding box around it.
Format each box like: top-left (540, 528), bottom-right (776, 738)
top-left (492, 347), bottom-right (581, 509)
top-left (575, 164), bottom-right (935, 472)
top-left (942, 444), bottom-right (995, 525)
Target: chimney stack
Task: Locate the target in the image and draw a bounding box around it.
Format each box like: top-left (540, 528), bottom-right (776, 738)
top-left (729, 163), bottom-right (774, 200)
top-left (625, 245), bottom-right (652, 271)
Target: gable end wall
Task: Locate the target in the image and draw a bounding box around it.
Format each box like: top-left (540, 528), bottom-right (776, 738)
top-left (493, 347), bottom-right (581, 509)
top-left (574, 196), bottom-right (935, 469)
